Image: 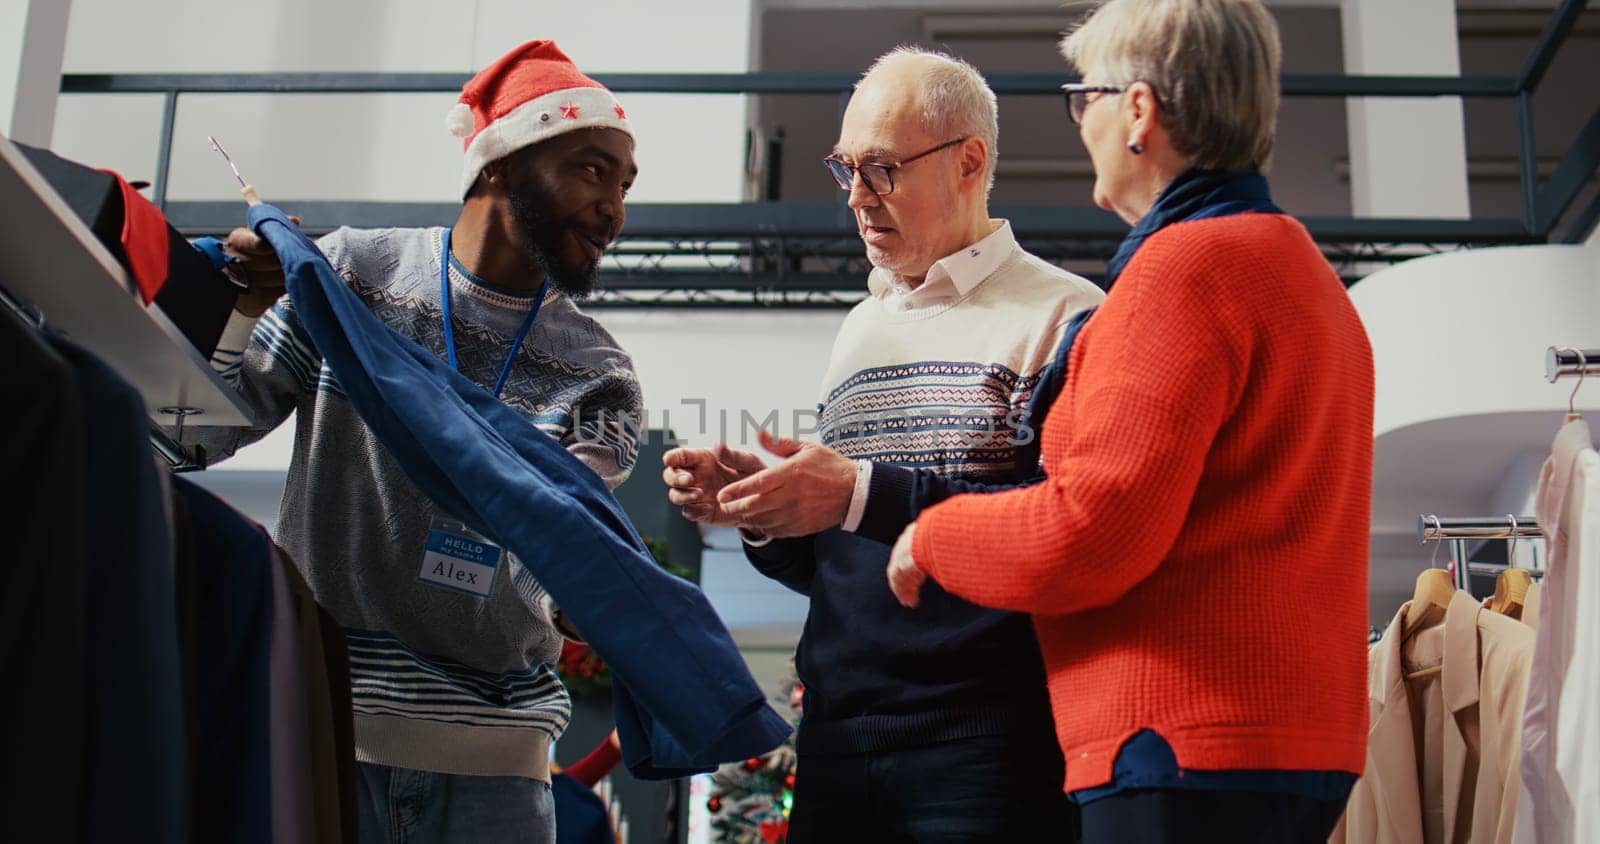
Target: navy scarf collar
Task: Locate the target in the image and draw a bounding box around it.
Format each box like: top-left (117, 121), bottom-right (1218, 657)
top-left (1104, 169), bottom-right (1282, 286)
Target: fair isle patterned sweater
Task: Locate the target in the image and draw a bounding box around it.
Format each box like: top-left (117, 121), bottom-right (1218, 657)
top-left (817, 224), bottom-right (1104, 479)
top-left (744, 222), bottom-right (1104, 755)
top-left (188, 226), bottom-right (642, 781)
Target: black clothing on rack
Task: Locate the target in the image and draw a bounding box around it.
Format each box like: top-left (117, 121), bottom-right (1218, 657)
top-left (0, 306), bottom-right (88, 843)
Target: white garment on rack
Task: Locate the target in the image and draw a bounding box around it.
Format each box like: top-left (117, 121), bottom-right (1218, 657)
top-left (1515, 418), bottom-right (1600, 843)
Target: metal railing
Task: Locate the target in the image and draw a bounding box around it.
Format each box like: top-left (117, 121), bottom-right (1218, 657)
top-left (57, 0), bottom-right (1599, 306)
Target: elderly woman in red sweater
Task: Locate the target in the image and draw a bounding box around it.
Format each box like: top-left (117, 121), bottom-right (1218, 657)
top-left (885, 0), bottom-right (1373, 840)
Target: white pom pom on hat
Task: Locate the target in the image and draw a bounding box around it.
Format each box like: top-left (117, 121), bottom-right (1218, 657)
top-left (445, 102), bottom-right (477, 139)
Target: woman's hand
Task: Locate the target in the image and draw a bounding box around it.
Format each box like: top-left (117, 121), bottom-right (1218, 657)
top-left (886, 523), bottom-right (927, 608)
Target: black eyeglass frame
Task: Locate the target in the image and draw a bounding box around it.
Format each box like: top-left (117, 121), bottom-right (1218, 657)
top-left (822, 136), bottom-right (969, 196)
top-left (1061, 83), bottom-right (1128, 126)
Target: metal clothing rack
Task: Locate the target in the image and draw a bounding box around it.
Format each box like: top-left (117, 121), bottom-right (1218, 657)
top-left (1417, 514), bottom-right (1543, 591)
top-left (150, 424), bottom-right (205, 471)
top-left (1546, 346), bottom-right (1600, 383)
top-left (1415, 347), bottom-right (1600, 590)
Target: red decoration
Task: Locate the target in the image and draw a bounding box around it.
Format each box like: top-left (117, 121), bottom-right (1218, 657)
top-left (560, 102), bottom-right (580, 119)
top-left (743, 757), bottom-right (763, 772)
top-left (555, 640), bottom-right (612, 699)
top-left (613, 102), bottom-right (626, 119)
top-left (707, 795), bottom-right (722, 813)
top-left (557, 639), bottom-right (607, 679)
top-left (99, 169), bottom-right (171, 304)
top-left (785, 773), bottom-right (796, 789)
top-left (758, 818), bottom-right (789, 843)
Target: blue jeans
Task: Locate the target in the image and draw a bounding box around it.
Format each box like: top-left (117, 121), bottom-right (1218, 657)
top-left (357, 763), bottom-right (555, 844)
top-left (787, 733), bottom-right (1075, 842)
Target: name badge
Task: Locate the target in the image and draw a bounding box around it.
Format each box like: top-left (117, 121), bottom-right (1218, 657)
top-left (419, 514), bottom-right (500, 599)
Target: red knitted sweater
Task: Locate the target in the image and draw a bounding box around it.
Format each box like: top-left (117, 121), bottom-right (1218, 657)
top-left (912, 213), bottom-right (1373, 793)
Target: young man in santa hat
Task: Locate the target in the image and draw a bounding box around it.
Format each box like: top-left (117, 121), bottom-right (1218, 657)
top-left (185, 41), bottom-right (641, 842)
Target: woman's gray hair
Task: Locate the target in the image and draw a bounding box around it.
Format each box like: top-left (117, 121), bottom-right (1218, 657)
top-left (1061, 0), bottom-right (1282, 171)
top-left (860, 46), bottom-right (1001, 195)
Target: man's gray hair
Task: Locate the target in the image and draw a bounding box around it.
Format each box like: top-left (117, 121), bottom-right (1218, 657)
top-left (859, 46), bottom-right (1000, 196)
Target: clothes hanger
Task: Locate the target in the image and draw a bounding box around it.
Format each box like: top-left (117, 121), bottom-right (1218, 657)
top-left (1489, 515), bottom-right (1532, 620)
top-left (1402, 515), bottom-right (1455, 647)
top-left (1559, 346), bottom-right (1586, 424)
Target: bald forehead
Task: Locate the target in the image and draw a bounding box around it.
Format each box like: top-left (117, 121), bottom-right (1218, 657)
top-left (837, 56), bottom-right (935, 158)
top-left (864, 50), bottom-right (940, 87)
top-left (854, 53), bottom-right (935, 114)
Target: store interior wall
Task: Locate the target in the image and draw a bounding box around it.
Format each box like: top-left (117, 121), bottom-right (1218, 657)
top-left (50, 0), bottom-right (752, 205)
top-left (0, 0), bottom-right (69, 146)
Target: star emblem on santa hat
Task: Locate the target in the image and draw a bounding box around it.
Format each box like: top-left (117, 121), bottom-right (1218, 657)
top-left (560, 102), bottom-right (580, 120)
top-left (614, 102), bottom-right (626, 119)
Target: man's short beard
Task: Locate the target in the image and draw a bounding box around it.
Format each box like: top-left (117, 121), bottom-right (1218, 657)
top-left (507, 189), bottom-right (601, 299)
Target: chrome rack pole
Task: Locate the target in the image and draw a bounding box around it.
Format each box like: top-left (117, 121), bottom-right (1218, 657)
top-left (1416, 516), bottom-right (1543, 542)
top-left (1417, 515), bottom-right (1543, 591)
top-left (1546, 346), bottom-right (1600, 382)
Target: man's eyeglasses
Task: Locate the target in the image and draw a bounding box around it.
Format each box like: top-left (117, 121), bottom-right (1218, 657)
top-left (823, 137), bottom-right (968, 196)
top-left (1061, 83), bottom-right (1126, 126)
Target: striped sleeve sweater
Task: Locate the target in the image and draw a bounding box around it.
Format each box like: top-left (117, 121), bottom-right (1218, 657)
top-left (184, 226), bottom-right (642, 781)
top-left (911, 213), bottom-right (1374, 792)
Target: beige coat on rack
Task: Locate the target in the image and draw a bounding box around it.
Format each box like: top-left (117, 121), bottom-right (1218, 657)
top-left (1331, 590), bottom-right (1534, 844)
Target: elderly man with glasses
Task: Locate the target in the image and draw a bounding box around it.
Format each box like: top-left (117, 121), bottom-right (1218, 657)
top-left (662, 46), bottom-right (1101, 840)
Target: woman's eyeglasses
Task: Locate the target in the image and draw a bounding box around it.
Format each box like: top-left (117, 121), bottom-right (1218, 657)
top-left (1061, 83), bottom-right (1127, 126)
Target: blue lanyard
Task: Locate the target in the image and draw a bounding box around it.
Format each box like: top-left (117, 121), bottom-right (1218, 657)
top-left (439, 228), bottom-right (549, 399)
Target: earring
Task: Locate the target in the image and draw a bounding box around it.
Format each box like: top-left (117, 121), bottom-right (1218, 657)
top-left (1127, 141), bottom-right (1143, 155)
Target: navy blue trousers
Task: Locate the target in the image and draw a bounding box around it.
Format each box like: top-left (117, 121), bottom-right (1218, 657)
top-left (787, 734), bottom-right (1075, 843)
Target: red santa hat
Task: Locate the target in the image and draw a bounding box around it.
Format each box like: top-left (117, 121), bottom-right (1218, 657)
top-left (446, 40), bottom-right (632, 199)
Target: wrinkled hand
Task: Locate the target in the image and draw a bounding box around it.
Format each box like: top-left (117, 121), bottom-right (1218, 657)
top-left (224, 214), bottom-right (300, 317)
top-left (662, 442), bottom-right (768, 527)
top-left (716, 429), bottom-right (857, 539)
top-left (887, 523), bottom-right (927, 608)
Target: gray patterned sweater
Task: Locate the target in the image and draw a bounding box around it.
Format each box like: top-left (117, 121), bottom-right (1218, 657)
top-left (185, 226), bottom-right (642, 780)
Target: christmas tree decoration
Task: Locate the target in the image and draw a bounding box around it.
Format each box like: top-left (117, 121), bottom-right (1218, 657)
top-left (707, 727), bottom-right (797, 843)
top-left (708, 658), bottom-right (802, 843)
top-left (758, 818), bottom-right (790, 843)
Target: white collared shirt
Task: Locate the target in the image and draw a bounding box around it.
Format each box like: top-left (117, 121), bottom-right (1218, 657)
top-left (868, 219), bottom-right (1019, 314)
